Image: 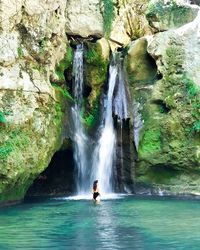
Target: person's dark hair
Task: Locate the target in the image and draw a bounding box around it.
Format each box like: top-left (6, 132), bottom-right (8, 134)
top-left (93, 180), bottom-right (98, 191)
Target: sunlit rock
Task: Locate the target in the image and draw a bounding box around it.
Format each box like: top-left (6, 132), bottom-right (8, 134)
top-left (65, 0), bottom-right (104, 38)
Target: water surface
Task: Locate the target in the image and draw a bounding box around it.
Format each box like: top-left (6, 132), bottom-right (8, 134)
top-left (1, 196), bottom-right (200, 249)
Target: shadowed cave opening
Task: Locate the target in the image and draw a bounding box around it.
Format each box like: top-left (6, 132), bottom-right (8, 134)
top-left (152, 100), bottom-right (171, 114)
top-left (25, 147), bottom-right (75, 198)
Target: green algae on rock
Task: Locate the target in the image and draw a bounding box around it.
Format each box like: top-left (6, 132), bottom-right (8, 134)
top-left (85, 38), bottom-right (110, 88)
top-left (133, 15), bottom-right (200, 194)
top-left (125, 38), bottom-right (157, 85)
top-left (101, 0), bottom-right (114, 38)
top-left (146, 0), bottom-right (199, 31)
top-left (0, 87), bottom-right (69, 205)
top-left (54, 46), bottom-right (73, 84)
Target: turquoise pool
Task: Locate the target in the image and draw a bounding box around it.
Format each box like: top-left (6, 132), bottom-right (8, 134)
top-left (1, 196), bottom-right (200, 249)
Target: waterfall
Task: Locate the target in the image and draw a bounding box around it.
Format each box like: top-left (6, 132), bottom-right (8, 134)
top-left (113, 55), bottom-right (128, 121)
top-left (113, 54), bottom-right (129, 192)
top-left (71, 48), bottom-right (129, 196)
top-left (72, 44), bottom-right (89, 194)
top-left (91, 61), bottom-right (117, 194)
top-left (90, 53), bottom-right (129, 194)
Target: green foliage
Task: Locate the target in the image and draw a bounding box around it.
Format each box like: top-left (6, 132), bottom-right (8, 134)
top-left (52, 83), bottom-right (73, 101)
top-left (17, 47), bottom-right (24, 58)
top-left (55, 46), bottom-right (73, 82)
top-left (101, 0), bottom-right (114, 38)
top-left (0, 112), bottom-right (6, 123)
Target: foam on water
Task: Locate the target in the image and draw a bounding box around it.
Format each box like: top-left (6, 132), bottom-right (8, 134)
top-left (53, 193), bottom-right (128, 201)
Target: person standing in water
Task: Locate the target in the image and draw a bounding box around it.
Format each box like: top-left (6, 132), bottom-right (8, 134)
top-left (92, 180), bottom-right (100, 202)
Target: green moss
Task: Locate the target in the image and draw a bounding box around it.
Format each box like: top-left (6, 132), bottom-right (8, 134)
top-left (39, 38), bottom-right (48, 54)
top-left (0, 90), bottom-right (65, 204)
top-left (85, 44), bottom-right (109, 86)
top-left (146, 0), bottom-right (197, 24)
top-left (141, 166), bottom-right (180, 185)
top-left (85, 48), bottom-right (100, 64)
top-left (165, 45), bottom-right (184, 75)
top-left (139, 128), bottom-right (161, 156)
top-left (101, 0), bottom-right (114, 38)
top-left (0, 143), bottom-right (13, 159)
top-left (192, 120), bottom-right (200, 133)
top-left (181, 75), bottom-right (200, 133)
top-left (147, 0), bottom-right (177, 17)
top-left (125, 39), bottom-right (158, 85)
top-left (0, 126), bottom-right (30, 161)
top-left (81, 97), bottom-right (100, 128)
top-left (0, 112), bottom-right (6, 123)
top-left (17, 47), bottom-right (24, 58)
top-left (32, 63), bottom-right (46, 74)
top-left (55, 46), bottom-right (73, 82)
top-left (182, 76), bottom-right (200, 98)
top-left (52, 83), bottom-right (73, 102)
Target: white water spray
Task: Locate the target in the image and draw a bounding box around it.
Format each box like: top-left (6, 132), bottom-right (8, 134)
top-left (72, 50), bottom-right (129, 196)
top-left (91, 60), bottom-right (118, 194)
top-left (113, 57), bottom-right (128, 121)
top-left (72, 44), bottom-right (89, 194)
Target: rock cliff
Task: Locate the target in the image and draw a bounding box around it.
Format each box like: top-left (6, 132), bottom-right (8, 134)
top-left (125, 0), bottom-right (200, 195)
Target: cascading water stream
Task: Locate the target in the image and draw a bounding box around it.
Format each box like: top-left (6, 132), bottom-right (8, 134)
top-left (71, 48), bottom-right (129, 196)
top-left (91, 61), bottom-right (118, 194)
top-left (71, 44), bottom-right (89, 194)
top-left (113, 55), bottom-right (129, 191)
top-left (113, 55), bottom-right (128, 121)
top-left (90, 53), bottom-right (129, 194)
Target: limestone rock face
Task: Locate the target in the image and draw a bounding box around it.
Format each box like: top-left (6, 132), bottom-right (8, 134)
top-left (131, 9), bottom-right (200, 195)
top-left (148, 10), bottom-right (200, 86)
top-left (0, 32), bottom-right (19, 66)
top-left (125, 38), bottom-right (157, 85)
top-left (0, 0), bottom-right (71, 205)
top-left (65, 0), bottom-right (104, 37)
top-left (24, 0), bottom-right (63, 16)
top-left (109, 0), bottom-right (153, 50)
top-left (0, 88), bottom-right (67, 203)
top-left (0, 0), bottom-right (23, 31)
top-left (146, 0), bottom-right (199, 31)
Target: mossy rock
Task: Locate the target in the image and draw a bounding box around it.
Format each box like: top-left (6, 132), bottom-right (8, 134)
top-left (146, 0), bottom-right (199, 31)
top-left (138, 124), bottom-right (161, 158)
top-left (85, 38), bottom-right (110, 88)
top-left (125, 38), bottom-right (157, 85)
top-left (101, 0), bottom-right (114, 38)
top-left (54, 45), bottom-right (73, 84)
top-left (0, 89), bottom-right (68, 205)
top-left (83, 38), bottom-right (110, 127)
top-left (81, 91), bottom-right (101, 129)
top-left (133, 14), bottom-right (200, 194)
